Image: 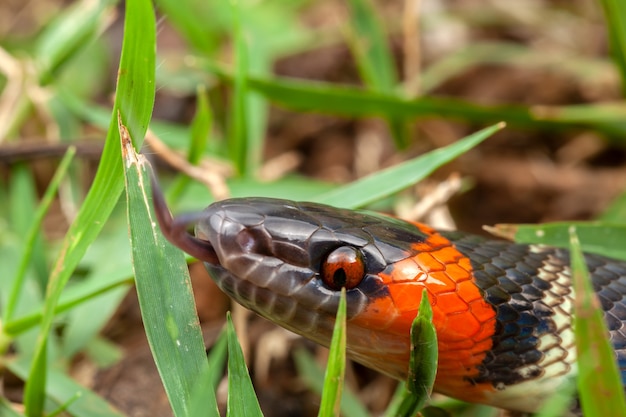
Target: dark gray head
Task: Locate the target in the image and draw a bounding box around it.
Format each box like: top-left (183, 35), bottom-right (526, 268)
top-left (152, 183), bottom-right (426, 379)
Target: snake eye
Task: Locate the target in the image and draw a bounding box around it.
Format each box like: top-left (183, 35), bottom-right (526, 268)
top-left (321, 246), bottom-right (365, 290)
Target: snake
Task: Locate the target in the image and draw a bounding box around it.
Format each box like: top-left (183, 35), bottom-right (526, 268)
top-left (151, 185), bottom-right (626, 414)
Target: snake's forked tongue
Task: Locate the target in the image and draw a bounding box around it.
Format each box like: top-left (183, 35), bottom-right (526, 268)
top-left (150, 174), bottom-right (220, 265)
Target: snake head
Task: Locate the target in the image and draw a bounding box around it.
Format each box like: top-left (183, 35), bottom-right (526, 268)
top-left (199, 198), bottom-right (442, 380)
top-left (193, 198), bottom-right (398, 323)
top-left (151, 183), bottom-right (425, 379)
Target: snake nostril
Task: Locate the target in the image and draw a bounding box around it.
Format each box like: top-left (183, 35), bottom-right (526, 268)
top-left (236, 226), bottom-right (273, 257)
top-left (236, 229), bottom-right (256, 253)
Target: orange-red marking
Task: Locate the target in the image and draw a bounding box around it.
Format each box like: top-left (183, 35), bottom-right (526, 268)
top-left (351, 222), bottom-right (498, 400)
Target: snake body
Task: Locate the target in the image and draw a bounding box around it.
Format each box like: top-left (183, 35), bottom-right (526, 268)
top-left (153, 194), bottom-right (626, 413)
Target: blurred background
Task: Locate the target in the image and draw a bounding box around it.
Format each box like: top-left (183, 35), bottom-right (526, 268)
top-left (0, 0), bottom-right (625, 416)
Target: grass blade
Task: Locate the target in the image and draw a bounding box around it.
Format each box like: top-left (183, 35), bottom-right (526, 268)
top-left (569, 227), bottom-right (626, 415)
top-left (208, 329), bottom-right (228, 389)
top-left (23, 0), bottom-right (155, 414)
top-left (23, 340), bottom-right (48, 417)
top-left (226, 313), bottom-right (263, 417)
top-left (187, 327), bottom-right (227, 417)
top-left (121, 121), bottom-right (211, 417)
top-left (315, 123), bottom-right (503, 209)
top-left (7, 358), bottom-right (126, 417)
top-left (3, 147), bottom-right (75, 323)
top-left (347, 0), bottom-right (396, 92)
top-left (293, 349), bottom-right (370, 417)
top-left (318, 288), bottom-right (347, 417)
top-left (598, 0), bottom-right (626, 96)
top-left (8, 165), bottom-right (48, 288)
top-left (167, 86), bottom-right (212, 202)
top-left (407, 289), bottom-right (438, 407)
top-left (4, 270), bottom-right (132, 336)
top-left (203, 63), bottom-right (626, 135)
top-left (187, 366), bottom-right (221, 417)
top-left (346, 0), bottom-right (408, 148)
top-left (0, 396), bottom-right (23, 417)
top-left (35, 0), bottom-right (116, 84)
top-left (600, 192), bottom-right (626, 222)
top-left (229, 2), bottom-right (249, 176)
top-left (386, 289), bottom-right (438, 417)
top-left (188, 86), bottom-right (212, 165)
top-left (154, 0), bottom-right (218, 54)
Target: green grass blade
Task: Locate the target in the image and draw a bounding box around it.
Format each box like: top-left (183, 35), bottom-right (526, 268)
top-left (318, 288), bottom-right (347, 417)
top-left (315, 123), bottom-right (503, 209)
top-left (229, 2), bottom-right (250, 176)
top-left (346, 0), bottom-right (407, 148)
top-left (188, 325), bottom-right (227, 417)
top-left (203, 64), bottom-right (626, 134)
top-left (386, 289), bottom-right (438, 417)
top-left (122, 125), bottom-right (211, 417)
top-left (382, 382), bottom-right (408, 417)
top-left (203, 63), bottom-right (509, 119)
top-left (188, 86), bottom-right (212, 165)
top-left (226, 313), bottom-right (263, 417)
top-left (84, 336), bottom-right (124, 368)
top-left (35, 0), bottom-right (116, 85)
top-left (23, 0), bottom-right (155, 414)
top-left (155, 0), bottom-right (218, 54)
top-left (0, 396), bottom-right (23, 417)
top-left (7, 358), bottom-right (126, 417)
top-left (63, 285), bottom-right (129, 358)
top-left (598, 0), bottom-right (626, 96)
top-left (293, 349), bottom-right (370, 417)
top-left (347, 0), bottom-right (396, 91)
top-left (187, 366), bottom-right (221, 417)
top-left (407, 289), bottom-right (438, 407)
top-left (600, 192), bottom-right (626, 222)
top-left (8, 165), bottom-right (48, 289)
top-left (228, 3), bottom-right (271, 177)
top-left (23, 339), bottom-right (48, 417)
top-left (4, 271), bottom-right (132, 336)
top-left (241, 40), bottom-right (270, 179)
top-left (532, 101), bottom-right (626, 124)
top-left (167, 86), bottom-right (212, 202)
top-left (3, 147), bottom-right (75, 323)
top-left (487, 222), bottom-right (626, 262)
top-left (207, 329), bottom-right (228, 393)
top-left (46, 391), bottom-right (82, 417)
top-left (569, 227), bottom-right (626, 415)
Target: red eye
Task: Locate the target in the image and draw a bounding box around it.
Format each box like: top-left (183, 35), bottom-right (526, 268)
top-left (321, 246), bottom-right (365, 290)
